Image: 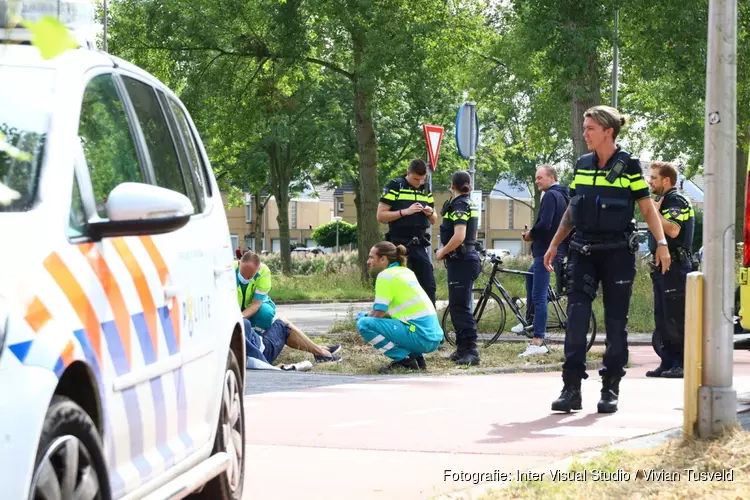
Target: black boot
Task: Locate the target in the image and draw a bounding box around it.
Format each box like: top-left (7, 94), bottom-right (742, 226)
top-left (455, 348), bottom-right (480, 366)
top-left (661, 366), bottom-right (683, 378)
top-left (551, 370), bottom-right (583, 412)
top-left (646, 365), bottom-right (667, 377)
top-left (444, 350), bottom-right (459, 361)
top-left (412, 354), bottom-right (427, 370)
top-left (379, 356), bottom-right (419, 373)
top-left (597, 375), bottom-right (621, 413)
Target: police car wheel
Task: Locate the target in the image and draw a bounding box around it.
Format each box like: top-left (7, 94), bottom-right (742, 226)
top-left (29, 395), bottom-right (110, 500)
top-left (193, 350), bottom-right (245, 500)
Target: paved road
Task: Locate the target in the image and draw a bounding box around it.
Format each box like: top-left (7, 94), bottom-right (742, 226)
top-left (242, 348), bottom-right (750, 499)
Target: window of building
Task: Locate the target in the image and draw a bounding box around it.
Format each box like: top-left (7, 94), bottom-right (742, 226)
top-left (291, 201), bottom-right (297, 229)
top-left (508, 200), bottom-right (514, 230)
top-left (245, 203), bottom-right (252, 223)
top-left (337, 200), bottom-right (344, 213)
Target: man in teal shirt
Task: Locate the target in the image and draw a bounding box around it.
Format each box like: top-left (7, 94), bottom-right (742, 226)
top-left (236, 250), bottom-right (277, 333)
top-left (356, 241), bottom-right (444, 372)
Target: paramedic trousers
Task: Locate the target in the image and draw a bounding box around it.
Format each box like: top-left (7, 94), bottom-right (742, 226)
top-left (356, 317), bottom-right (441, 362)
top-left (562, 248), bottom-right (636, 378)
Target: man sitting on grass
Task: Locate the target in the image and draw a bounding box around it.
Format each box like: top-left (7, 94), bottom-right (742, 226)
top-left (356, 241), bottom-right (444, 373)
top-left (242, 318), bottom-right (342, 368)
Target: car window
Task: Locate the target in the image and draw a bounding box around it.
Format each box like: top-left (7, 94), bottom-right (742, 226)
top-left (0, 65), bottom-right (54, 212)
top-left (120, 76), bottom-right (188, 197)
top-left (78, 74), bottom-right (144, 218)
top-left (67, 174), bottom-right (86, 239)
top-left (168, 98), bottom-right (207, 212)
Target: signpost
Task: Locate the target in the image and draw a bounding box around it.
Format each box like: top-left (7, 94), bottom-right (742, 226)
top-left (456, 102), bottom-right (479, 187)
top-left (422, 124), bottom-right (444, 264)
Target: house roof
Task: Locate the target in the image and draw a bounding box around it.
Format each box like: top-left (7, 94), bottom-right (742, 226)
top-left (490, 178), bottom-right (533, 200)
top-left (679, 174), bottom-right (704, 204)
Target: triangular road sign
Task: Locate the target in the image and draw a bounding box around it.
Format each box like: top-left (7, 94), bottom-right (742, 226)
top-left (422, 124), bottom-right (444, 171)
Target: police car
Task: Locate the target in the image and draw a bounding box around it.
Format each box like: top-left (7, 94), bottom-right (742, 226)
top-left (0, 2), bottom-right (246, 499)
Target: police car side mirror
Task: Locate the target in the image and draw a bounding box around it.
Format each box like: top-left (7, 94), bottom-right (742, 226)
top-left (87, 182), bottom-right (194, 241)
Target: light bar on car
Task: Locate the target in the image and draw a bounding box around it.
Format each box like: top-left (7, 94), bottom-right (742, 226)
top-left (0, 0), bottom-right (96, 47)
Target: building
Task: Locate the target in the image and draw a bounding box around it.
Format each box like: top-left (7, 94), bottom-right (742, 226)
top-left (224, 186), bottom-right (336, 253)
top-left (333, 178), bottom-right (535, 256)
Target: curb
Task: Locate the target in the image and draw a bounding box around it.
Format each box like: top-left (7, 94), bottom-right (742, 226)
top-left (274, 299), bottom-right (373, 305)
top-left (450, 360), bottom-right (605, 376)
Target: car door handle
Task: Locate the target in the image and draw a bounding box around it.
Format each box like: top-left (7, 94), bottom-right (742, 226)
top-left (164, 286), bottom-right (180, 300)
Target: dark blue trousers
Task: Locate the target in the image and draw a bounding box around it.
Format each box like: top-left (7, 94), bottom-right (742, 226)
top-left (651, 260), bottom-right (690, 369)
top-left (447, 254), bottom-right (482, 348)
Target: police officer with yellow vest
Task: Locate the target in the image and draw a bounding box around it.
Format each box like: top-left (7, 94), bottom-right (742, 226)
top-left (646, 161), bottom-right (695, 379)
top-left (377, 159), bottom-right (437, 305)
top-left (436, 171), bottom-right (482, 366)
top-left (544, 106), bottom-right (671, 414)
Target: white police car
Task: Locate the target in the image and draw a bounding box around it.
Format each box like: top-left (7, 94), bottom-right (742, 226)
top-left (0, 2), bottom-right (246, 499)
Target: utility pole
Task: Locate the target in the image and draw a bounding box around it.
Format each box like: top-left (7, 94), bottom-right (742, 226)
top-left (102, 0), bottom-right (108, 53)
top-left (468, 101), bottom-right (477, 189)
top-left (611, 8), bottom-right (619, 108)
top-left (699, 0), bottom-right (738, 438)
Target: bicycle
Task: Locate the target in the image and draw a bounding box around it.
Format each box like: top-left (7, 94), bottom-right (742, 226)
top-left (440, 251), bottom-right (597, 351)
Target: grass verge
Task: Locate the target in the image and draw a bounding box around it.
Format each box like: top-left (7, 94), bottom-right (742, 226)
top-left (485, 427), bottom-right (749, 499)
top-left (273, 331), bottom-right (605, 376)
top-left (270, 255), bottom-right (660, 333)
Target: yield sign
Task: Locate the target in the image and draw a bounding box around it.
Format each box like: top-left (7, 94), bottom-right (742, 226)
top-left (422, 124), bottom-right (444, 171)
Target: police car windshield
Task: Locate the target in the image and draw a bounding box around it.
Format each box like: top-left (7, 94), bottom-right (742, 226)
top-left (0, 64), bottom-right (53, 212)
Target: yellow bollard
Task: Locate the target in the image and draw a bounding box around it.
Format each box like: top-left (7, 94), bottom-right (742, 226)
top-left (683, 272), bottom-right (704, 437)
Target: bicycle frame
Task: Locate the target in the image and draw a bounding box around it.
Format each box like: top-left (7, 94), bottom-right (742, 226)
top-left (478, 257), bottom-right (567, 332)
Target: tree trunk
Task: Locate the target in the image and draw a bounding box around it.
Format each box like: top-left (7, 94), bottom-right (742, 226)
top-left (352, 36), bottom-right (381, 281)
top-left (252, 189), bottom-right (265, 253)
top-left (268, 142), bottom-right (293, 275)
top-left (569, 53), bottom-right (601, 160)
top-left (736, 126), bottom-right (750, 243)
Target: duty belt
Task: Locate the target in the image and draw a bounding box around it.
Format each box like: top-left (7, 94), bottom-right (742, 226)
top-left (570, 233), bottom-right (639, 256)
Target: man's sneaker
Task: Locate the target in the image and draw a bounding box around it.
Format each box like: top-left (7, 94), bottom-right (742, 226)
top-left (518, 343), bottom-right (549, 357)
top-left (379, 356), bottom-right (419, 373)
top-left (314, 349), bottom-right (342, 363)
top-left (327, 344), bottom-right (342, 356)
top-left (511, 323), bottom-right (525, 334)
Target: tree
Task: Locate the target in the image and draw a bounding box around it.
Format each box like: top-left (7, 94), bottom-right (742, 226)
top-left (311, 220), bottom-right (357, 248)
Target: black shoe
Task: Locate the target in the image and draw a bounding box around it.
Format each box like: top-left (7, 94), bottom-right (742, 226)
top-left (412, 354), bottom-right (427, 370)
top-left (661, 366), bottom-right (684, 378)
top-left (444, 350), bottom-right (459, 361)
top-left (597, 375), bottom-right (621, 414)
top-left (646, 366), bottom-right (667, 377)
top-left (454, 348), bottom-right (480, 366)
top-left (379, 356), bottom-right (420, 373)
top-left (551, 370), bottom-right (582, 412)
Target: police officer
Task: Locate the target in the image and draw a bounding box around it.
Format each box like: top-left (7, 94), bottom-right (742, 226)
top-left (377, 159), bottom-right (437, 305)
top-left (544, 106), bottom-right (671, 414)
top-left (436, 171), bottom-right (481, 366)
top-left (645, 161), bottom-right (695, 379)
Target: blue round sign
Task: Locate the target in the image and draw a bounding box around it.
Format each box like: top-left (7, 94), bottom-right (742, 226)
top-left (456, 102), bottom-right (479, 159)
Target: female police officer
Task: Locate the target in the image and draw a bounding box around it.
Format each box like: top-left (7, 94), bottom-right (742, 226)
top-left (436, 171), bottom-right (482, 366)
top-left (543, 106), bottom-right (670, 414)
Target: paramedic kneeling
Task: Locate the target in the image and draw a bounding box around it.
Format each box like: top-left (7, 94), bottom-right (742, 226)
top-left (356, 241), bottom-right (444, 373)
top-left (236, 250), bottom-right (276, 332)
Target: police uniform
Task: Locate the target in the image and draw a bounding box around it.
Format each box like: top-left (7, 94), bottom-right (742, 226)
top-left (552, 147), bottom-right (649, 414)
top-left (440, 194), bottom-right (481, 364)
top-left (647, 188), bottom-right (695, 375)
top-left (380, 176), bottom-right (437, 305)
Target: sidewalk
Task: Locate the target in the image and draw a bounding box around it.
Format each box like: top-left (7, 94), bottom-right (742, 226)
top-left (242, 347), bottom-right (750, 500)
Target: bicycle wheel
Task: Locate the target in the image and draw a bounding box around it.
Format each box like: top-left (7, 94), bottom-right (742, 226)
top-left (543, 297), bottom-right (597, 352)
top-left (440, 288), bottom-right (506, 348)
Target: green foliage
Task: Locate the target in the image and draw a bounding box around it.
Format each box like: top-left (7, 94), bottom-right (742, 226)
top-left (24, 16), bottom-right (79, 60)
top-left (310, 220), bottom-right (357, 248)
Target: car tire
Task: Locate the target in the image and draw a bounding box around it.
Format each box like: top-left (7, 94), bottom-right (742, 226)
top-left (29, 395), bottom-right (111, 500)
top-left (192, 350), bottom-right (245, 500)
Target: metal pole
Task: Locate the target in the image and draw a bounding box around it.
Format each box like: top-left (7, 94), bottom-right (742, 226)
top-left (611, 8), bottom-right (619, 108)
top-left (426, 161), bottom-right (433, 264)
top-left (336, 221), bottom-right (340, 254)
top-left (699, 0), bottom-right (737, 438)
top-left (102, 0), bottom-right (108, 53)
top-left (468, 102), bottom-right (476, 188)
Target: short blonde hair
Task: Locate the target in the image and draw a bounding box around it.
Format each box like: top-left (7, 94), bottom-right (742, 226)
top-left (584, 105), bottom-right (628, 139)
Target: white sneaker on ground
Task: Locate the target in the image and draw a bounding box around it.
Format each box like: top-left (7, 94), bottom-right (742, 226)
top-left (518, 344), bottom-right (549, 357)
top-left (511, 323), bottom-right (525, 334)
